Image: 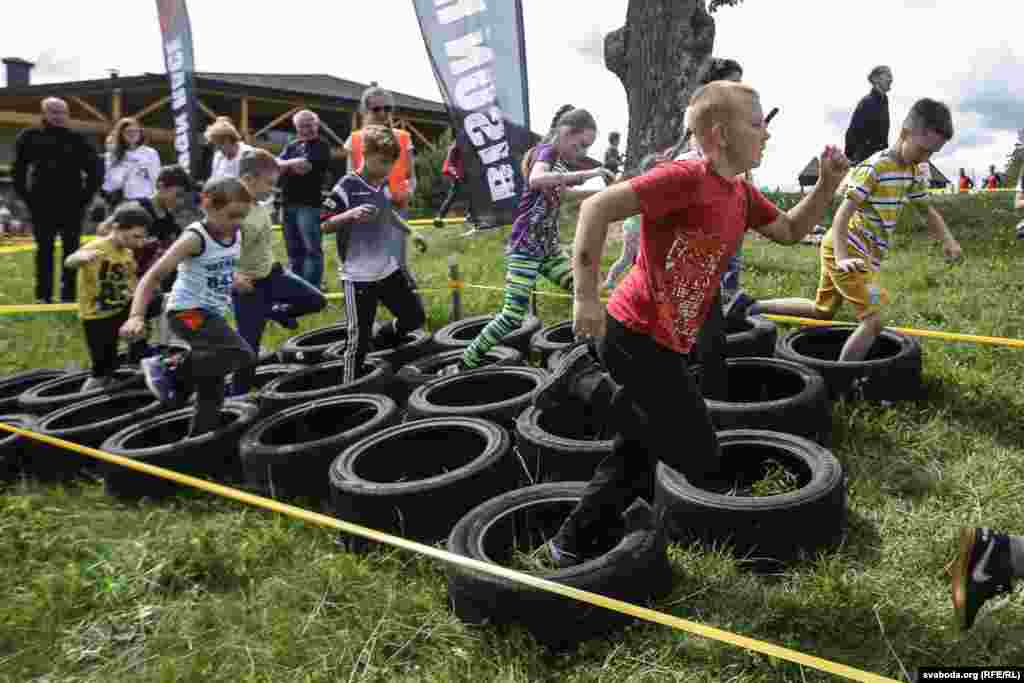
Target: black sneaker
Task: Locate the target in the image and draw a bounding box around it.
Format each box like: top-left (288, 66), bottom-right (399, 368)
top-left (373, 320), bottom-right (401, 349)
top-left (534, 342), bottom-right (601, 413)
top-left (723, 290), bottom-right (756, 328)
top-left (951, 527), bottom-right (1014, 631)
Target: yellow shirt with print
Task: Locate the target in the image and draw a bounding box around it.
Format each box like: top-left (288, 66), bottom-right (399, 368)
top-left (77, 237), bottom-right (138, 320)
top-left (824, 150), bottom-right (929, 271)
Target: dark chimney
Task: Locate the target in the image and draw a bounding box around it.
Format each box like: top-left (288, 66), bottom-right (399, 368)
top-left (107, 69), bottom-right (120, 80)
top-left (2, 58), bottom-right (34, 88)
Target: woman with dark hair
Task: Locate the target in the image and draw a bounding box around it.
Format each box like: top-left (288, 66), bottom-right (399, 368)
top-left (102, 117), bottom-right (161, 203)
top-left (844, 65), bottom-right (892, 165)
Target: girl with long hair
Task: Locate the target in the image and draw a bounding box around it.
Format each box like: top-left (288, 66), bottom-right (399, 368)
top-left (448, 106), bottom-right (613, 373)
top-left (102, 117), bottom-right (162, 202)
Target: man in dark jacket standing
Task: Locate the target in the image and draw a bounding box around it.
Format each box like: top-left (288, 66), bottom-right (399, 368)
top-left (844, 66), bottom-right (893, 165)
top-left (13, 97), bottom-right (101, 303)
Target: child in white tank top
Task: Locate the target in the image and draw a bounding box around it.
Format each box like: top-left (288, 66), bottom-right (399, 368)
top-left (122, 177), bottom-right (257, 437)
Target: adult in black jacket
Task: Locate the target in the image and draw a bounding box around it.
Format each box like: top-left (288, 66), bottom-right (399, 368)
top-left (844, 66), bottom-right (893, 165)
top-left (13, 97), bottom-right (102, 303)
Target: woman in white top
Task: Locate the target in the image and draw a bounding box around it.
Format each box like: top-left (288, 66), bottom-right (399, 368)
top-left (205, 117), bottom-right (254, 180)
top-left (103, 117), bottom-right (162, 202)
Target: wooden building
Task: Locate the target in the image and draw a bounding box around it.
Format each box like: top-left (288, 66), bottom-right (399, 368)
top-left (0, 57), bottom-right (452, 203)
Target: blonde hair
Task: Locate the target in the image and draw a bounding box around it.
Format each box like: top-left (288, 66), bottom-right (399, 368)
top-left (201, 176), bottom-right (252, 210)
top-left (361, 124), bottom-right (400, 162)
top-left (238, 148), bottom-right (280, 179)
top-left (687, 81), bottom-right (758, 150)
top-left (204, 116), bottom-right (241, 145)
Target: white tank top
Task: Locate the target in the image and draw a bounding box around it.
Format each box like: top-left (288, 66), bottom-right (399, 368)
top-left (165, 222), bottom-right (241, 315)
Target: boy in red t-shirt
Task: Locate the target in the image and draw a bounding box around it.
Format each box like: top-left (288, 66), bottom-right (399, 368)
top-left (535, 81), bottom-right (850, 567)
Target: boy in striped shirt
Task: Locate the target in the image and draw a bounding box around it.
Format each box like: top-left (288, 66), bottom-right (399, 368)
top-left (728, 98), bottom-right (962, 362)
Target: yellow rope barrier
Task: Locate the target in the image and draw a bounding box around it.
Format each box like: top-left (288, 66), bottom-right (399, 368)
top-left (4, 281), bottom-right (1024, 350)
top-left (762, 314), bottom-right (1024, 349)
top-left (0, 421), bottom-right (899, 683)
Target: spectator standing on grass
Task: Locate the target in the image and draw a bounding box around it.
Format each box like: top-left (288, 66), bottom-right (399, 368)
top-left (206, 117), bottom-right (254, 181)
top-left (446, 107), bottom-right (613, 374)
top-left (959, 168), bottom-right (975, 193)
top-left (434, 139), bottom-right (475, 227)
top-left (13, 97), bottom-right (102, 303)
top-left (983, 164), bottom-right (1002, 190)
top-left (125, 177), bottom-right (257, 437)
top-left (1013, 171), bottom-right (1024, 239)
top-left (102, 118), bottom-right (161, 204)
top-left (534, 81), bottom-right (849, 568)
top-left (844, 66), bottom-right (892, 166)
top-left (231, 149), bottom-right (326, 395)
top-left (603, 131), bottom-right (623, 182)
top-left (278, 110), bottom-right (331, 290)
top-left (345, 86), bottom-right (416, 216)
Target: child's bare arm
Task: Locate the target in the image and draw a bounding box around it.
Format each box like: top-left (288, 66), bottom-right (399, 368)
top-left (64, 246), bottom-right (102, 269)
top-left (753, 146), bottom-right (850, 245)
top-left (529, 161), bottom-right (612, 191)
top-left (923, 205), bottom-right (962, 260)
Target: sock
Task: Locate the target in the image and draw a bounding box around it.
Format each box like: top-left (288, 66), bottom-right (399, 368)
top-left (1008, 534), bottom-right (1024, 578)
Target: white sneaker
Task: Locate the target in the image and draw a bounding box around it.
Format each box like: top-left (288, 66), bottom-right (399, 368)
top-left (81, 376), bottom-right (111, 392)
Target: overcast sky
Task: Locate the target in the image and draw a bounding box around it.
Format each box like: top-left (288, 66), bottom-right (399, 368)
top-left (5, 1), bottom-right (1023, 190)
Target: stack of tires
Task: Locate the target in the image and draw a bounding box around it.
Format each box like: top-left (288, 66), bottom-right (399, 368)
top-left (0, 312), bottom-right (868, 650)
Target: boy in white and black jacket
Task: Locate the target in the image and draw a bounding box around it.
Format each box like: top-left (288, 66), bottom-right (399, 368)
top-left (321, 125), bottom-right (428, 384)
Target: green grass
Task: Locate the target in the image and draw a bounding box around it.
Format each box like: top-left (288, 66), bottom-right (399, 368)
top-left (3, 194), bottom-right (1024, 681)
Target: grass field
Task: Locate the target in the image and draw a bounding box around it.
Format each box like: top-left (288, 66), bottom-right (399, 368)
top-left (2, 193), bottom-right (1024, 682)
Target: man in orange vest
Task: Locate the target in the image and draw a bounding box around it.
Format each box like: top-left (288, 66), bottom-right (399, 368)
top-left (344, 85), bottom-right (416, 214)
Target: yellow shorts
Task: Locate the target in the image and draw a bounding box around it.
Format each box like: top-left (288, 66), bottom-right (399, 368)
top-left (813, 239), bottom-right (889, 320)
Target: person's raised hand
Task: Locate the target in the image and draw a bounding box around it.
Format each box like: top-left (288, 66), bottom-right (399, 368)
top-left (818, 145), bottom-right (851, 190)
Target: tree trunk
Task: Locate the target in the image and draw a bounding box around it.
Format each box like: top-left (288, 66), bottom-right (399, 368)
top-left (605, 0), bottom-right (717, 170)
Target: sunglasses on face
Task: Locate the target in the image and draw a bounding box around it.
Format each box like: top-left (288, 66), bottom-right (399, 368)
top-left (369, 106), bottom-right (391, 114)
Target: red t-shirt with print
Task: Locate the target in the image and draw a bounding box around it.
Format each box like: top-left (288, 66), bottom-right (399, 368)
top-left (607, 159), bottom-right (781, 355)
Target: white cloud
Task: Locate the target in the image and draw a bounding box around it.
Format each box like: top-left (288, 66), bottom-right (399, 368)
top-left (4, 0), bottom-right (1023, 190)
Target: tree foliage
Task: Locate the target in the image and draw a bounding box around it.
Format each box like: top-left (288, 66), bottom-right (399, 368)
top-left (708, 0), bottom-right (744, 11)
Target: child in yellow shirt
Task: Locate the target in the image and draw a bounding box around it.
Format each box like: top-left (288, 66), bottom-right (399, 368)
top-left (65, 202), bottom-right (151, 391)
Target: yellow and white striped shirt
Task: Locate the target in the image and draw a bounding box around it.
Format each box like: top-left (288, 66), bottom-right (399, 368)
top-left (842, 150), bottom-right (928, 269)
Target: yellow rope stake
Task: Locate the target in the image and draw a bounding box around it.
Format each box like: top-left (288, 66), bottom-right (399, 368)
top-left (763, 314), bottom-right (1024, 349)
top-left (0, 422), bottom-right (897, 683)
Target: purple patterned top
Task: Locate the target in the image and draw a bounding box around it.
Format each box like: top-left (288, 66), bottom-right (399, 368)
top-left (507, 144), bottom-right (568, 257)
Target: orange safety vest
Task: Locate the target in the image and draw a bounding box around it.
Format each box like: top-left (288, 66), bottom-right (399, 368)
top-left (349, 128), bottom-right (413, 207)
